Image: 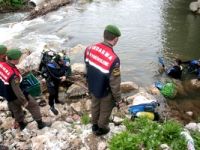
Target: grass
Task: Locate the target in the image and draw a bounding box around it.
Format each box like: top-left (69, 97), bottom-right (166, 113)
top-left (108, 117), bottom-right (200, 150)
top-left (81, 113), bottom-right (90, 125)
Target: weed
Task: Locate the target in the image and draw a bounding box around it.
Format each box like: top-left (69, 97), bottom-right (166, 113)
top-left (81, 113), bottom-right (90, 125)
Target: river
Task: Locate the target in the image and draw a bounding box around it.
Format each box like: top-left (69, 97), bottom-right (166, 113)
top-left (0, 0), bottom-right (200, 123)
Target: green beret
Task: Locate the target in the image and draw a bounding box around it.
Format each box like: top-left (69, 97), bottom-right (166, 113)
top-left (0, 45), bottom-right (7, 55)
top-left (6, 49), bottom-right (22, 60)
top-left (105, 25), bottom-right (121, 37)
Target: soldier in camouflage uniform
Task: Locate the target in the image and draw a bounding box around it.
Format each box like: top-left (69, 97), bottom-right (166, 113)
top-left (84, 25), bottom-right (122, 136)
top-left (0, 49), bottom-right (50, 130)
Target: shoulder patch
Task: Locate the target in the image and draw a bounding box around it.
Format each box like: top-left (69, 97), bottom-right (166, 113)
top-left (112, 67), bottom-right (120, 77)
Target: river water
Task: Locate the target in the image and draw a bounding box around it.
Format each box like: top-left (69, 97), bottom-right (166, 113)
top-left (0, 0), bottom-right (200, 122)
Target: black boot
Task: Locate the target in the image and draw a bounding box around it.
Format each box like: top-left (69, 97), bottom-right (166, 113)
top-left (36, 120), bottom-right (51, 129)
top-left (55, 100), bottom-right (65, 105)
top-left (95, 127), bottom-right (110, 136)
top-left (92, 124), bottom-right (99, 133)
top-left (18, 121), bottom-right (27, 130)
top-left (50, 106), bottom-right (59, 115)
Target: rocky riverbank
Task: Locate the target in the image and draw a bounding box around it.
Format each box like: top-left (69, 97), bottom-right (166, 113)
top-left (1, 44), bottom-right (200, 149)
top-left (0, 44), bottom-right (165, 149)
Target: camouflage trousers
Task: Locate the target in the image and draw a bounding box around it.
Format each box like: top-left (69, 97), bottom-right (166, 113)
top-left (91, 93), bottom-right (115, 128)
top-left (8, 95), bottom-right (42, 122)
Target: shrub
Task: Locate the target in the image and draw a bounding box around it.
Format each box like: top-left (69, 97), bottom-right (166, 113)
top-left (109, 118), bottom-right (188, 150)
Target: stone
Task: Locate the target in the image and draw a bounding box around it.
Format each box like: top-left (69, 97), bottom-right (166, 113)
top-left (51, 121), bottom-right (69, 130)
top-left (185, 122), bottom-right (198, 131)
top-left (190, 79), bottom-right (200, 88)
top-left (148, 86), bottom-right (160, 95)
top-left (120, 81), bottom-right (139, 93)
top-left (97, 141), bottom-right (107, 150)
top-left (17, 51), bottom-right (41, 73)
top-left (72, 114), bottom-right (81, 121)
top-left (71, 63), bottom-right (86, 74)
top-left (67, 84), bottom-right (87, 98)
top-left (113, 116), bottom-right (123, 125)
top-left (70, 101), bottom-right (82, 113)
top-left (186, 111), bottom-right (193, 116)
top-left (1, 117), bottom-right (13, 130)
top-left (160, 144), bottom-right (171, 150)
top-left (0, 101), bottom-right (8, 111)
top-left (189, 2), bottom-right (199, 12)
top-left (66, 117), bottom-right (74, 123)
top-left (85, 99), bottom-right (91, 111)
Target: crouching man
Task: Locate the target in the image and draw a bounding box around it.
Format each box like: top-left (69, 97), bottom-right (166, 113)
top-left (0, 49), bottom-right (50, 130)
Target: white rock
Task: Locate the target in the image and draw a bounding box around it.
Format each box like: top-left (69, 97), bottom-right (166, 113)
top-left (70, 101), bottom-right (82, 113)
top-left (190, 79), bottom-right (200, 88)
top-left (97, 141), bottom-right (107, 150)
top-left (0, 101), bottom-right (8, 111)
top-left (51, 121), bottom-right (70, 130)
top-left (186, 111), bottom-right (193, 116)
top-left (85, 99), bottom-right (91, 111)
top-left (67, 83), bottom-right (87, 98)
top-left (185, 122), bottom-right (198, 131)
top-left (113, 116), bottom-right (124, 124)
top-left (66, 117), bottom-right (74, 123)
top-left (17, 51), bottom-right (41, 72)
top-left (1, 117), bottom-right (13, 130)
top-left (160, 144), bottom-right (171, 150)
top-left (189, 2), bottom-right (199, 12)
top-left (71, 63), bottom-right (86, 74)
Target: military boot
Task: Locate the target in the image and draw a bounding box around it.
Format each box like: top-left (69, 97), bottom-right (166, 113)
top-left (92, 124), bottom-right (99, 133)
top-left (95, 127), bottom-right (110, 136)
top-left (18, 121), bottom-right (27, 130)
top-left (50, 106), bottom-right (59, 115)
top-left (36, 120), bottom-right (51, 129)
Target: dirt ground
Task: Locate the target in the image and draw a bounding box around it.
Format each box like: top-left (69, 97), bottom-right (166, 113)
top-left (168, 98), bottom-right (200, 124)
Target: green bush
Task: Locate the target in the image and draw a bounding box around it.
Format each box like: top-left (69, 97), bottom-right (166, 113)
top-left (109, 118), bottom-right (188, 150)
top-left (0, 0), bottom-right (25, 9)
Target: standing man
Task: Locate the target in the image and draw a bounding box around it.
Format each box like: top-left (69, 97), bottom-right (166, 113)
top-left (0, 49), bottom-right (50, 130)
top-left (44, 52), bottom-right (71, 115)
top-left (84, 25), bottom-right (122, 136)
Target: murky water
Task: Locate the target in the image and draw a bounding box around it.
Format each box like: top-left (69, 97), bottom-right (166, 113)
top-left (0, 0), bottom-right (200, 122)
